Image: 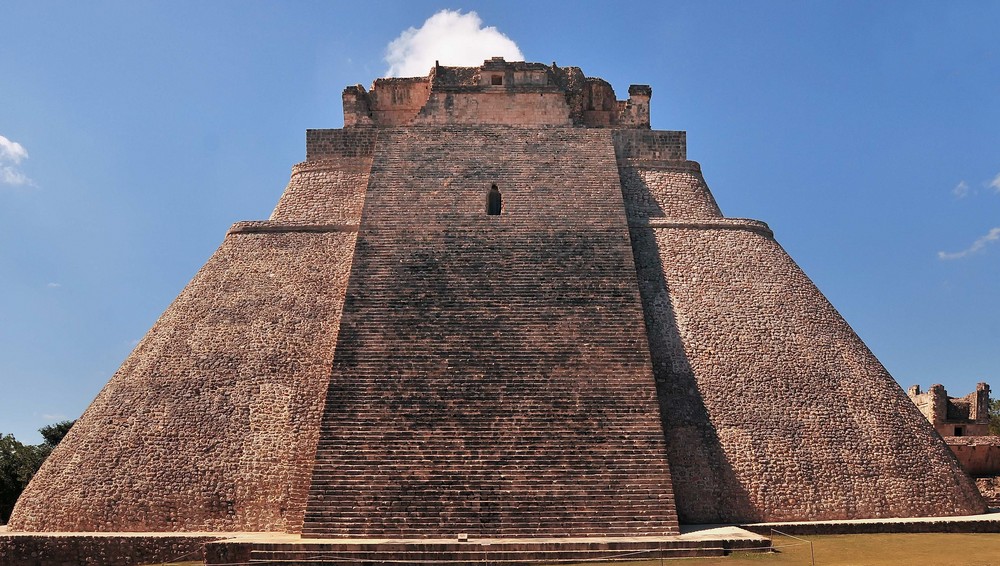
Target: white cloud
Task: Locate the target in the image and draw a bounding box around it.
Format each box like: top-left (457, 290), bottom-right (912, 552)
top-left (0, 135), bottom-right (28, 164)
top-left (384, 10), bottom-right (524, 78)
top-left (990, 173), bottom-right (1000, 193)
top-left (41, 413), bottom-right (67, 421)
top-left (2, 166), bottom-right (31, 185)
top-left (938, 227), bottom-right (1000, 260)
top-left (0, 134), bottom-right (33, 186)
top-left (46, 282), bottom-right (61, 288)
top-left (952, 180), bottom-right (970, 198)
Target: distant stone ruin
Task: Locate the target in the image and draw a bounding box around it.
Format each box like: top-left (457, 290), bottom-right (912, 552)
top-left (908, 382), bottom-right (991, 437)
top-left (2, 58), bottom-right (986, 564)
top-left (908, 382), bottom-right (1000, 506)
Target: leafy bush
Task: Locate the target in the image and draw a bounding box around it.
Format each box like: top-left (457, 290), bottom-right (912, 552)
top-left (0, 420), bottom-right (75, 524)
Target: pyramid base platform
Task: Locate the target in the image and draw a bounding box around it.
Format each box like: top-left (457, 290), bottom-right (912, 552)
top-left (205, 528), bottom-right (770, 565)
top-left (0, 527), bottom-right (767, 566)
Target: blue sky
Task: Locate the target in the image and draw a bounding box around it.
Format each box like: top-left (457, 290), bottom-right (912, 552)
top-left (2, 1), bottom-right (998, 443)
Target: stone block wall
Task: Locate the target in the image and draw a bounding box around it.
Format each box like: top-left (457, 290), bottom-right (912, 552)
top-left (9, 59), bottom-right (988, 545)
top-left (368, 78), bottom-right (432, 126)
top-left (270, 158), bottom-right (372, 224)
top-left (0, 534), bottom-right (216, 566)
top-left (617, 85), bottom-right (651, 128)
top-left (627, 222), bottom-right (985, 522)
top-left (909, 384), bottom-right (950, 428)
top-left (945, 436), bottom-right (1000, 476)
top-left (908, 383), bottom-right (991, 437)
top-left (303, 126), bottom-right (679, 538)
top-left (342, 60), bottom-right (652, 128)
top-left (305, 128), bottom-right (376, 161)
top-left (413, 91), bottom-right (573, 126)
top-left (612, 130), bottom-right (687, 162)
top-left (618, 162), bottom-right (722, 221)
top-left (9, 230), bottom-right (359, 532)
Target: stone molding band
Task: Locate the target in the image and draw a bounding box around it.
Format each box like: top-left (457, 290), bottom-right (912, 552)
top-left (633, 218), bottom-right (774, 238)
top-left (228, 221), bottom-right (359, 235)
top-left (617, 159), bottom-right (702, 172)
top-left (229, 219), bottom-right (771, 238)
top-left (291, 159), bottom-right (373, 176)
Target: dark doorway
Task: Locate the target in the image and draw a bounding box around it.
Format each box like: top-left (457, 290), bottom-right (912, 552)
top-left (487, 184), bottom-right (502, 215)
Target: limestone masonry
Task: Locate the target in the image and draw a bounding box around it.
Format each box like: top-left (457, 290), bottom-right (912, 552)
top-left (908, 383), bottom-right (1000, 506)
top-left (908, 382), bottom-right (991, 437)
top-left (8, 58), bottom-right (985, 541)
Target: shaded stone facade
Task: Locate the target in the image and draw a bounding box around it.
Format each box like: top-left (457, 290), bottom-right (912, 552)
top-left (8, 59), bottom-right (985, 540)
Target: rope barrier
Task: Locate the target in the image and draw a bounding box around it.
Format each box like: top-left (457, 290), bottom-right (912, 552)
top-left (770, 529), bottom-right (815, 566)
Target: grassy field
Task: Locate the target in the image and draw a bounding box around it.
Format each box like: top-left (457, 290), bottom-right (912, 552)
top-left (143, 533), bottom-right (1000, 566)
top-left (556, 533), bottom-right (1000, 566)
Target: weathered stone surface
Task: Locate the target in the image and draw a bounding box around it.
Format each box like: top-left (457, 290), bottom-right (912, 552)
top-left (10, 231), bottom-right (359, 532)
top-left (5, 58), bottom-right (986, 551)
top-left (0, 534), bottom-right (217, 566)
top-left (628, 223), bottom-right (983, 522)
top-left (945, 436), bottom-right (1000, 476)
top-left (302, 126), bottom-right (678, 537)
top-left (908, 383), bottom-right (992, 437)
top-left (343, 58), bottom-right (651, 128)
top-left (270, 158), bottom-right (371, 224)
top-left (975, 476), bottom-right (1000, 507)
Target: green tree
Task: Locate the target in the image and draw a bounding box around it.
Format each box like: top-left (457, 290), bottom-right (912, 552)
top-left (39, 420), bottom-right (74, 447)
top-left (0, 420), bottom-right (75, 524)
top-left (0, 434), bottom-right (35, 524)
top-left (34, 420), bottom-right (76, 462)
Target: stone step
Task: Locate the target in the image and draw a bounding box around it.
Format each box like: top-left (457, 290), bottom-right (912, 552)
top-left (302, 126), bottom-right (678, 537)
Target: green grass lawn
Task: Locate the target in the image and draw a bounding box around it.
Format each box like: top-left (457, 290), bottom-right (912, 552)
top-left (143, 533), bottom-right (1000, 566)
top-left (555, 533), bottom-right (1000, 566)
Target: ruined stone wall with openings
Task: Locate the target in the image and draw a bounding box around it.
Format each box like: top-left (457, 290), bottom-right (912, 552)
top-left (907, 383), bottom-right (991, 437)
top-left (955, 383), bottom-right (991, 427)
top-left (342, 59), bottom-right (651, 128)
top-left (368, 78), bottom-right (432, 126)
top-left (908, 384), bottom-right (949, 426)
top-left (302, 126), bottom-right (679, 538)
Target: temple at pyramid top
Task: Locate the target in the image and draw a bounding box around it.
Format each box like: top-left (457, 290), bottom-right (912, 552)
top-left (342, 57), bottom-right (652, 128)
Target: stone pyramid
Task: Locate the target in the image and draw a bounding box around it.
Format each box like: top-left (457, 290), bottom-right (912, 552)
top-left (9, 58), bottom-right (984, 538)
